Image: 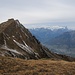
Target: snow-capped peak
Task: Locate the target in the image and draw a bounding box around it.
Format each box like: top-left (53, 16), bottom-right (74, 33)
top-left (24, 23), bottom-right (68, 30)
top-left (28, 25), bottom-right (67, 30)
top-left (47, 26), bottom-right (67, 30)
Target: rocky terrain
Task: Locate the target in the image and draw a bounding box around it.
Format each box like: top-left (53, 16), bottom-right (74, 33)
top-left (0, 19), bottom-right (75, 61)
top-left (0, 19), bottom-right (50, 59)
top-left (0, 19), bottom-right (75, 75)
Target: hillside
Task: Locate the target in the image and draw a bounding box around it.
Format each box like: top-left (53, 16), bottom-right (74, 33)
top-left (47, 31), bottom-right (75, 57)
top-left (29, 28), bottom-right (75, 57)
top-left (49, 31), bottom-right (75, 46)
top-left (0, 56), bottom-right (75, 75)
top-left (29, 27), bottom-right (69, 44)
top-left (0, 19), bottom-right (52, 59)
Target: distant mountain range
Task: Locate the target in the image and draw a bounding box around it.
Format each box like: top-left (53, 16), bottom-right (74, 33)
top-left (48, 31), bottom-right (75, 57)
top-left (29, 27), bottom-right (69, 44)
top-left (29, 27), bottom-right (75, 57)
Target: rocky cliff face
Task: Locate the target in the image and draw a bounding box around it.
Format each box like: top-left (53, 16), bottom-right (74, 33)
top-left (0, 19), bottom-right (75, 61)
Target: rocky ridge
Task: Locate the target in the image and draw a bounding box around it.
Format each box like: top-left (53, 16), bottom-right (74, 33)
top-left (0, 19), bottom-right (75, 61)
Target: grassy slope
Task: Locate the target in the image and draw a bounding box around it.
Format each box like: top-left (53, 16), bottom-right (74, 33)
top-left (0, 57), bottom-right (75, 75)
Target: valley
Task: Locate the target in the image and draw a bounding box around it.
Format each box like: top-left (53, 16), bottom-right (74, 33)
top-left (29, 27), bottom-right (75, 57)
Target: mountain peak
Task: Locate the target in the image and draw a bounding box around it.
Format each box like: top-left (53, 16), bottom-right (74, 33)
top-left (0, 19), bottom-right (22, 33)
top-left (7, 18), bottom-right (21, 26)
top-left (0, 19), bottom-right (74, 61)
top-left (8, 18), bottom-right (15, 21)
top-left (0, 19), bottom-right (54, 59)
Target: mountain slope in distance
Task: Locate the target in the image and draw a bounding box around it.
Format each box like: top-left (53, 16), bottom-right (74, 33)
top-left (29, 27), bottom-right (75, 57)
top-left (47, 31), bottom-right (75, 57)
top-left (29, 27), bottom-right (69, 44)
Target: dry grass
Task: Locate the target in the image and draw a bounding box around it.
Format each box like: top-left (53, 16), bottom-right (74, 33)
top-left (0, 57), bottom-right (75, 75)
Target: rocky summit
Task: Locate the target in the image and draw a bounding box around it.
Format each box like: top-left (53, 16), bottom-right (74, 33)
top-left (0, 19), bottom-right (75, 61)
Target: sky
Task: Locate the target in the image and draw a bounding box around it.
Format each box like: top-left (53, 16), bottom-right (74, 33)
top-left (0, 0), bottom-right (75, 29)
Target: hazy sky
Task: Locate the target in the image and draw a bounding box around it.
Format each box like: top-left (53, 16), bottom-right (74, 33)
top-left (0, 0), bottom-right (75, 29)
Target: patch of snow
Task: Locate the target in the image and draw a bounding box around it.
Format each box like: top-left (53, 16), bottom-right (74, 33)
top-left (13, 39), bottom-right (34, 54)
top-left (2, 33), bottom-right (22, 55)
top-left (16, 20), bottom-right (20, 25)
top-left (35, 52), bottom-right (39, 56)
top-left (47, 26), bottom-right (66, 31)
top-left (6, 37), bottom-right (10, 40)
top-left (1, 45), bottom-right (22, 55)
top-left (22, 41), bottom-right (28, 47)
top-left (25, 33), bottom-right (29, 38)
top-left (10, 51), bottom-right (16, 57)
top-left (34, 52), bottom-right (39, 59)
top-left (16, 20), bottom-right (25, 30)
top-left (29, 25), bottom-right (67, 31)
top-left (12, 36), bottom-right (15, 38)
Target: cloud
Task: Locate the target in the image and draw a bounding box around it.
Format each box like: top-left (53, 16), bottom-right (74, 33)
top-left (0, 0), bottom-right (75, 25)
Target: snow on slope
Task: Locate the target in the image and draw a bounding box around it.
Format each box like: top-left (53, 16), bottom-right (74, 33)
top-left (13, 39), bottom-right (34, 54)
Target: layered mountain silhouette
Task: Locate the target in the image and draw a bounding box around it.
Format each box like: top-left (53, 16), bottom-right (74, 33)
top-left (29, 27), bottom-right (69, 44)
top-left (0, 19), bottom-right (75, 61)
top-left (48, 31), bottom-right (75, 57)
top-left (29, 27), bottom-right (75, 57)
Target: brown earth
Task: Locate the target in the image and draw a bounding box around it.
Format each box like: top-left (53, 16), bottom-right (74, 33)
top-left (0, 56), bottom-right (75, 75)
